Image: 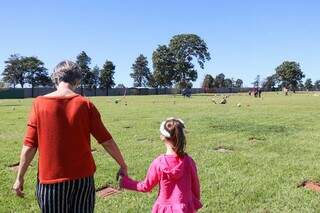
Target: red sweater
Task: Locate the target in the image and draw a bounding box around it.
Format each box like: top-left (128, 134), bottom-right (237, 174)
top-left (24, 94), bottom-right (112, 184)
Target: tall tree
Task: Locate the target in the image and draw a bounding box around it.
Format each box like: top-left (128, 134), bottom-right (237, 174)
top-left (202, 74), bottom-right (214, 89)
top-left (262, 74), bottom-right (278, 91)
top-left (130, 54), bottom-right (151, 87)
top-left (91, 65), bottom-right (100, 88)
top-left (22, 56), bottom-right (51, 97)
top-left (168, 34), bottom-right (211, 87)
top-left (214, 73), bottom-right (225, 88)
top-left (100, 60), bottom-right (115, 89)
top-left (235, 79), bottom-right (243, 88)
top-left (146, 73), bottom-right (159, 88)
top-left (304, 78), bottom-right (313, 91)
top-left (224, 78), bottom-right (233, 88)
top-left (314, 80), bottom-right (320, 91)
top-left (2, 54), bottom-right (24, 88)
top-left (275, 61), bottom-right (305, 92)
top-left (76, 51), bottom-right (92, 92)
top-left (252, 75), bottom-right (260, 87)
top-left (298, 81), bottom-right (305, 91)
top-left (152, 45), bottom-right (175, 88)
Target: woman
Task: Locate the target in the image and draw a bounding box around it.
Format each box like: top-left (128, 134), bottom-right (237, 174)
top-left (12, 60), bottom-right (127, 212)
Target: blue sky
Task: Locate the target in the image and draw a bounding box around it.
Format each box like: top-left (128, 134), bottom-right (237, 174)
top-left (0, 0), bottom-right (319, 87)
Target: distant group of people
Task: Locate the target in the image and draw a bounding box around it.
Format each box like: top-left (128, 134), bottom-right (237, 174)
top-left (182, 87), bottom-right (192, 98)
top-left (12, 60), bottom-right (201, 213)
top-left (249, 87), bottom-right (262, 98)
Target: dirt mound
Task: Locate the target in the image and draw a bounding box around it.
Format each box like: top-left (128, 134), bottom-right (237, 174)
top-left (248, 136), bottom-right (266, 144)
top-left (298, 180), bottom-right (320, 192)
top-left (213, 145), bottom-right (233, 153)
top-left (96, 185), bottom-right (121, 198)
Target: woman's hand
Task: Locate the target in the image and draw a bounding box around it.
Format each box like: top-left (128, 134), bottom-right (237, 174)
top-left (117, 166), bottom-right (128, 189)
top-left (116, 166), bottom-right (127, 181)
top-left (120, 165), bottom-right (128, 177)
top-left (12, 178), bottom-right (24, 197)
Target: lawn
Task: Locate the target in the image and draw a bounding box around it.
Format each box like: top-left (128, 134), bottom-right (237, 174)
top-left (1, 92), bottom-right (320, 212)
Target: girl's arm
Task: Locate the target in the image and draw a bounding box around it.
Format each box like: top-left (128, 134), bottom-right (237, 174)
top-left (121, 160), bottom-right (159, 192)
top-left (190, 158), bottom-right (201, 200)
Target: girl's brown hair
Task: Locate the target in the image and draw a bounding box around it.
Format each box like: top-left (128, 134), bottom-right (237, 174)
top-left (164, 118), bottom-right (186, 157)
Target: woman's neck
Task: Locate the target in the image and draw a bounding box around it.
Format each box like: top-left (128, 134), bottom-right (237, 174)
top-left (45, 82), bottom-right (77, 97)
top-left (57, 82), bottom-right (75, 94)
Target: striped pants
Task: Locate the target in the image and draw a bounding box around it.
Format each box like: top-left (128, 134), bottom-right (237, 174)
top-left (36, 176), bottom-right (95, 213)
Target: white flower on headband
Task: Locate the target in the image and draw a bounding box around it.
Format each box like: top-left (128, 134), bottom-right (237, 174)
top-left (159, 118), bottom-right (185, 138)
top-left (160, 121), bottom-right (171, 138)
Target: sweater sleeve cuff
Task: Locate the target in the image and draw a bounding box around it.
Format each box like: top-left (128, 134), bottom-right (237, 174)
top-left (121, 176), bottom-right (139, 191)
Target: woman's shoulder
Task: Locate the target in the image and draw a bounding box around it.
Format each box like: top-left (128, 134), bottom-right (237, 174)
top-left (34, 94), bottom-right (91, 108)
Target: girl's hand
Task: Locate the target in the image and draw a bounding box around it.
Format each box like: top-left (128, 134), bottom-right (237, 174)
top-left (12, 178), bottom-right (24, 197)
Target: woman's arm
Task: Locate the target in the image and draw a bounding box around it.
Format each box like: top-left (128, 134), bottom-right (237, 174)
top-left (12, 145), bottom-right (37, 197)
top-left (101, 139), bottom-right (127, 175)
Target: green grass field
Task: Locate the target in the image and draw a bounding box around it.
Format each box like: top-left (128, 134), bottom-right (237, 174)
top-left (1, 93), bottom-right (320, 212)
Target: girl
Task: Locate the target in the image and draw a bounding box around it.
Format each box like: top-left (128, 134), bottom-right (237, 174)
top-left (120, 118), bottom-right (202, 213)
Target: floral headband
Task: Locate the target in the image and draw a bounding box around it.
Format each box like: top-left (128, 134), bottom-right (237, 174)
top-left (159, 117), bottom-right (185, 138)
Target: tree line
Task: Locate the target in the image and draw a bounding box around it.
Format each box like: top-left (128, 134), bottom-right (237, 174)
top-left (260, 61), bottom-right (320, 92)
top-left (1, 34), bottom-right (212, 90)
top-left (201, 73), bottom-right (243, 90)
top-left (202, 61), bottom-right (320, 92)
top-left (1, 34), bottom-right (319, 92)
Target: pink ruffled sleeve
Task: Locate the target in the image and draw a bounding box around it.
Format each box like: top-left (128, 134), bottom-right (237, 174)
top-left (121, 159), bottom-right (160, 192)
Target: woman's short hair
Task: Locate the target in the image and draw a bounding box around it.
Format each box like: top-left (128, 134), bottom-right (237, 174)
top-left (51, 60), bottom-right (82, 86)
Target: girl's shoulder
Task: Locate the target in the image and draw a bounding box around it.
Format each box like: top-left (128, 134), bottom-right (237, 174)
top-left (184, 154), bottom-right (198, 167)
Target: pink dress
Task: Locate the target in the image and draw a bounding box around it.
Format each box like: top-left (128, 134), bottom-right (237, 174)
top-left (121, 154), bottom-right (202, 213)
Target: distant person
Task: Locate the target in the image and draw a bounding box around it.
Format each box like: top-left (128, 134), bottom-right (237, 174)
top-left (220, 97), bottom-right (227, 104)
top-left (283, 87), bottom-right (289, 96)
top-left (12, 60), bottom-right (127, 212)
top-left (254, 88), bottom-right (258, 98)
top-left (120, 118), bottom-right (202, 213)
top-left (258, 88), bottom-right (262, 98)
top-left (182, 87), bottom-right (192, 98)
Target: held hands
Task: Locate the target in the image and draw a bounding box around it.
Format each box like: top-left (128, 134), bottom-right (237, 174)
top-left (12, 178), bottom-right (24, 198)
top-left (117, 166), bottom-right (128, 188)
